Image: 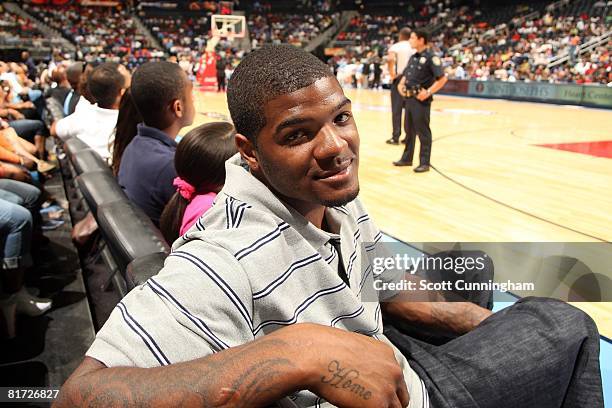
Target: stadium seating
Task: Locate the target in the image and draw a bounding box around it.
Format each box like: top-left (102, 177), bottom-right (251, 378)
top-left (60, 132), bottom-right (169, 298)
top-left (0, 7), bottom-right (44, 45)
top-left (71, 149), bottom-right (111, 175)
top-left (24, 3), bottom-right (163, 67)
top-left (97, 199), bottom-right (169, 289)
top-left (76, 171), bottom-right (125, 215)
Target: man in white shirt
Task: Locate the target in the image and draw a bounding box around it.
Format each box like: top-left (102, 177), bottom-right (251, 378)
top-left (386, 27), bottom-right (415, 145)
top-left (52, 63), bottom-right (131, 160)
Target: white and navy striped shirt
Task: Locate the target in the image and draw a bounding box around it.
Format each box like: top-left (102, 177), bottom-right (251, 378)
top-left (87, 154), bottom-right (429, 408)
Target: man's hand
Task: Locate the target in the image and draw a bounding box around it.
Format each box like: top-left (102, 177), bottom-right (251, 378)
top-left (387, 51), bottom-right (397, 81)
top-left (9, 109), bottom-right (24, 120)
top-left (55, 322), bottom-right (409, 408)
top-left (416, 89), bottom-right (430, 101)
top-left (1, 163), bottom-right (32, 182)
top-left (276, 324), bottom-right (410, 408)
top-left (383, 300), bottom-right (493, 336)
top-left (397, 76), bottom-right (407, 96)
top-left (21, 156), bottom-right (36, 170)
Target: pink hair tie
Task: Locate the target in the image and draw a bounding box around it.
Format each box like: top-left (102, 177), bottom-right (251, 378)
top-left (173, 177), bottom-right (196, 201)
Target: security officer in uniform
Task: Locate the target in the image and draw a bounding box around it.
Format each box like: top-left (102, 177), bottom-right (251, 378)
top-left (393, 29), bottom-right (447, 172)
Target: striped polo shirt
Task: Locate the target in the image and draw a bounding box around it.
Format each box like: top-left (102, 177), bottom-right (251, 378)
top-left (87, 154), bottom-right (429, 408)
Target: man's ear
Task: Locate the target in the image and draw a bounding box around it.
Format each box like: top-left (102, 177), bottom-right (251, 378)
top-left (172, 98), bottom-right (184, 119)
top-left (235, 133), bottom-right (260, 173)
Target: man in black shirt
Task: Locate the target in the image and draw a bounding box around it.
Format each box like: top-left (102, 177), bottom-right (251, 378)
top-left (393, 29), bottom-right (447, 172)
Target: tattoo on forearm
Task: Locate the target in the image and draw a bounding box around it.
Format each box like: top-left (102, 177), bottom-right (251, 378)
top-left (320, 360), bottom-right (372, 400)
top-left (55, 338), bottom-right (298, 408)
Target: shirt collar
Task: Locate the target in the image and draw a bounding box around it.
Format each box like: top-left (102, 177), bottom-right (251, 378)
top-left (137, 123), bottom-right (177, 147)
top-left (221, 154), bottom-right (350, 250)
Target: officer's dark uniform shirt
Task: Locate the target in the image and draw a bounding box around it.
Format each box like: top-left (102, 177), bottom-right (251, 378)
top-left (402, 49), bottom-right (444, 99)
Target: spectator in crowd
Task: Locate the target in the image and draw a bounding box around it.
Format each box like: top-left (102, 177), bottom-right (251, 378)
top-left (20, 51), bottom-right (37, 82)
top-left (45, 65), bottom-right (72, 109)
top-left (0, 94), bottom-right (48, 160)
top-left (0, 80), bottom-right (38, 120)
top-left (0, 121), bottom-right (54, 173)
top-left (110, 89), bottom-right (141, 177)
top-left (63, 62), bottom-right (84, 116)
top-left (52, 62), bottom-right (131, 160)
top-left (0, 180), bottom-right (52, 337)
top-left (159, 121), bottom-right (236, 244)
top-left (118, 61), bottom-right (195, 226)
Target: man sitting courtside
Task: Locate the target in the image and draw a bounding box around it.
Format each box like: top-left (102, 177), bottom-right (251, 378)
top-left (117, 61), bottom-right (195, 226)
top-left (56, 46), bottom-right (602, 408)
top-left (53, 62), bottom-right (131, 160)
top-left (63, 62), bottom-right (84, 116)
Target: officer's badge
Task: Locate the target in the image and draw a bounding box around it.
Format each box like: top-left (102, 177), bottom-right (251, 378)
top-left (419, 57), bottom-right (426, 64)
top-left (433, 56), bottom-right (441, 66)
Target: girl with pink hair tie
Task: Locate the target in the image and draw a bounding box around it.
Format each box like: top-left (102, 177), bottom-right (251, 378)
top-left (159, 122), bottom-right (236, 244)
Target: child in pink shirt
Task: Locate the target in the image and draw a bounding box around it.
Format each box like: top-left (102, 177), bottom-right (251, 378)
top-left (159, 122), bottom-right (236, 243)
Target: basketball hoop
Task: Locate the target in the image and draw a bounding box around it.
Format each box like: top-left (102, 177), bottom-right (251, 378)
top-left (211, 15), bottom-right (246, 40)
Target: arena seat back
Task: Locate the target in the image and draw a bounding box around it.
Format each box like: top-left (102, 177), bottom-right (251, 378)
top-left (72, 149), bottom-right (111, 175)
top-left (64, 137), bottom-right (90, 158)
top-left (76, 171), bottom-right (126, 215)
top-left (125, 252), bottom-right (169, 290)
top-left (96, 199), bottom-right (170, 279)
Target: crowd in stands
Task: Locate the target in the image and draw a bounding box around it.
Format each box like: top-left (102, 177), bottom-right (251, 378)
top-left (0, 56), bottom-right (69, 338)
top-left (248, 11), bottom-right (338, 48)
top-left (0, 6), bottom-right (45, 46)
top-left (246, 0), bottom-right (339, 47)
top-left (332, 0), bottom-right (611, 86)
top-left (142, 14), bottom-right (209, 55)
top-left (23, 3), bottom-right (164, 68)
top-left (437, 8), bottom-right (611, 85)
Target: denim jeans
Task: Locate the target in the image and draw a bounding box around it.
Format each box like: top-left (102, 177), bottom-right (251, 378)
top-left (8, 119), bottom-right (47, 142)
top-left (0, 180), bottom-right (40, 270)
top-left (385, 297), bottom-right (603, 407)
top-left (0, 199), bottom-right (33, 270)
top-left (0, 179), bottom-right (41, 210)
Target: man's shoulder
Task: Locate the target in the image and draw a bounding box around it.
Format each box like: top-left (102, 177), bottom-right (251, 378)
top-left (392, 41), bottom-right (412, 52)
top-left (55, 110), bottom-right (83, 136)
top-left (175, 193), bottom-right (288, 252)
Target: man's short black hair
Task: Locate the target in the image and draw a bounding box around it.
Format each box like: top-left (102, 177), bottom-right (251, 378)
top-left (413, 29), bottom-right (430, 44)
top-left (88, 62), bottom-right (126, 109)
top-left (227, 45), bottom-right (334, 144)
top-left (131, 61), bottom-right (187, 129)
